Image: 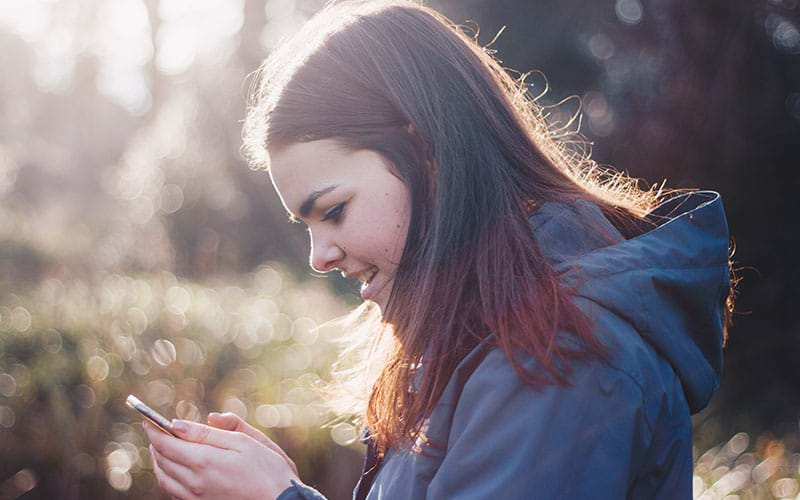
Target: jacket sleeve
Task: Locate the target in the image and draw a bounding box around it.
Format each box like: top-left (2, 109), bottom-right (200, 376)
top-left (276, 480), bottom-right (328, 500)
top-left (426, 349), bottom-right (652, 499)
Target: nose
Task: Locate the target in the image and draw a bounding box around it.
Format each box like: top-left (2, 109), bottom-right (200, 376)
top-left (308, 230), bottom-right (345, 273)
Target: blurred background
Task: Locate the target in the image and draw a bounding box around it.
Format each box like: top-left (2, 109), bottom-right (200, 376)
top-left (0, 0), bottom-right (797, 498)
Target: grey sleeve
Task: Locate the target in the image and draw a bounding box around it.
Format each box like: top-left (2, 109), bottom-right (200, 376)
top-left (276, 479), bottom-right (328, 500)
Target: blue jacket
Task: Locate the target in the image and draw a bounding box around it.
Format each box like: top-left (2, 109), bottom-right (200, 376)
top-left (279, 191), bottom-right (730, 499)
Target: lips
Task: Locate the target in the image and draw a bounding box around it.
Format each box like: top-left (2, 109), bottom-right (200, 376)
top-left (363, 269), bottom-right (378, 285)
top-left (341, 267), bottom-right (381, 301)
top-left (344, 267), bottom-right (373, 282)
top-left (359, 268), bottom-right (380, 300)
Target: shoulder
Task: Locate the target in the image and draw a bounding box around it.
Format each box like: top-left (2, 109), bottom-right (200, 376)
top-left (449, 325), bottom-right (665, 447)
top-left (456, 340), bottom-right (648, 426)
top-left (449, 306), bottom-right (690, 452)
top-left (430, 340), bottom-right (655, 497)
top-left (419, 323), bottom-right (692, 497)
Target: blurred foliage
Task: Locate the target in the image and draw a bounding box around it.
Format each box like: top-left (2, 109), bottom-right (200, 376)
top-left (692, 433), bottom-right (800, 499)
top-left (0, 260), bottom-right (365, 499)
top-left (0, 0), bottom-right (798, 498)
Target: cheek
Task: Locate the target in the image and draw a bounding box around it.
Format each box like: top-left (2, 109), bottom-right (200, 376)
top-left (383, 194), bottom-right (410, 262)
top-left (357, 179), bottom-right (410, 264)
top-left (360, 217), bottom-right (404, 261)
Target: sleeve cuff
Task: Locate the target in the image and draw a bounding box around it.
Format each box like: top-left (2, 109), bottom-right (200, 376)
top-left (276, 479), bottom-right (328, 500)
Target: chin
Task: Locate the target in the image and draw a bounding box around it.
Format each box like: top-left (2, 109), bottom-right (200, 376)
top-left (366, 282), bottom-right (393, 316)
top-left (367, 295), bottom-right (387, 315)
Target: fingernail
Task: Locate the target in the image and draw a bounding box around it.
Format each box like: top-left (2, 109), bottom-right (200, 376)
top-left (172, 419), bottom-right (188, 434)
top-left (208, 412), bottom-right (221, 419)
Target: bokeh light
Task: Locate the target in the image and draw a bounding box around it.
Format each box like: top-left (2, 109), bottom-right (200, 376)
top-left (615, 0), bottom-right (643, 26)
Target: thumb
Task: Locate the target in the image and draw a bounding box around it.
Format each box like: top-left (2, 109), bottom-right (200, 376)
top-left (208, 412), bottom-right (298, 476)
top-left (169, 419), bottom-right (238, 449)
top-left (207, 412), bottom-right (240, 431)
top-left (208, 412), bottom-right (270, 446)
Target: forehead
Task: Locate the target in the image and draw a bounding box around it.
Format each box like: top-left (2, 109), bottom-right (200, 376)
top-left (268, 139), bottom-right (346, 202)
top-left (269, 139), bottom-right (349, 181)
top-left (268, 137), bottom-right (404, 198)
top-left (269, 138), bottom-right (404, 217)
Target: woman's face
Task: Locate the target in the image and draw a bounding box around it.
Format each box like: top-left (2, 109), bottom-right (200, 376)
top-left (268, 139), bottom-right (410, 311)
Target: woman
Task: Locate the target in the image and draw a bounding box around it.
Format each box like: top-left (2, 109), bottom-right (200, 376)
top-left (144, 0), bottom-right (735, 498)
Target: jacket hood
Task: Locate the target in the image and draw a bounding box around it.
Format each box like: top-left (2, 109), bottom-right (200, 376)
top-left (531, 191), bottom-right (730, 414)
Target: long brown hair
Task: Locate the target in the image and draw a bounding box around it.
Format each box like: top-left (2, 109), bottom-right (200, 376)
top-left (242, 0), bottom-right (732, 456)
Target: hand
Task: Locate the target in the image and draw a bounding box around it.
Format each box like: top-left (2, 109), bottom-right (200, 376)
top-left (144, 418), bottom-right (302, 500)
top-left (205, 412), bottom-right (299, 477)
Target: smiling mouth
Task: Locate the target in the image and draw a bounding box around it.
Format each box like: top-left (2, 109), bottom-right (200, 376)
top-left (362, 269), bottom-right (378, 285)
top-left (359, 268), bottom-right (381, 300)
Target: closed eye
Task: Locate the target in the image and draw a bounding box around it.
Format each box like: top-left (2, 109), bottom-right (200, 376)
top-left (322, 202), bottom-right (346, 223)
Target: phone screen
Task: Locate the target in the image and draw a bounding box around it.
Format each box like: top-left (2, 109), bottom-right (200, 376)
top-left (126, 394), bottom-right (179, 438)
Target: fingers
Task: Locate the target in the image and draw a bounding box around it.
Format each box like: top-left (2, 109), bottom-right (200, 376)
top-left (151, 446), bottom-right (185, 486)
top-left (144, 420), bottom-right (239, 471)
top-left (150, 445), bottom-right (194, 500)
top-left (207, 413), bottom-right (299, 476)
top-left (151, 444), bottom-right (195, 486)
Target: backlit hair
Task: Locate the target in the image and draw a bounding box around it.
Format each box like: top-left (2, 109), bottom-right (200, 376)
top-left (242, 0), bottom-right (733, 456)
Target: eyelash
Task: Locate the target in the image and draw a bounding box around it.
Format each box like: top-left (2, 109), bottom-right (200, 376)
top-left (322, 202), bottom-right (346, 224)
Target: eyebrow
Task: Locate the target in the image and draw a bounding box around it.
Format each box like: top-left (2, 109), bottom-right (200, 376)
top-left (296, 185), bottom-right (339, 220)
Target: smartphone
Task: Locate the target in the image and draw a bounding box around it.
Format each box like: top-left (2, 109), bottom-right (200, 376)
top-left (126, 394), bottom-right (179, 438)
